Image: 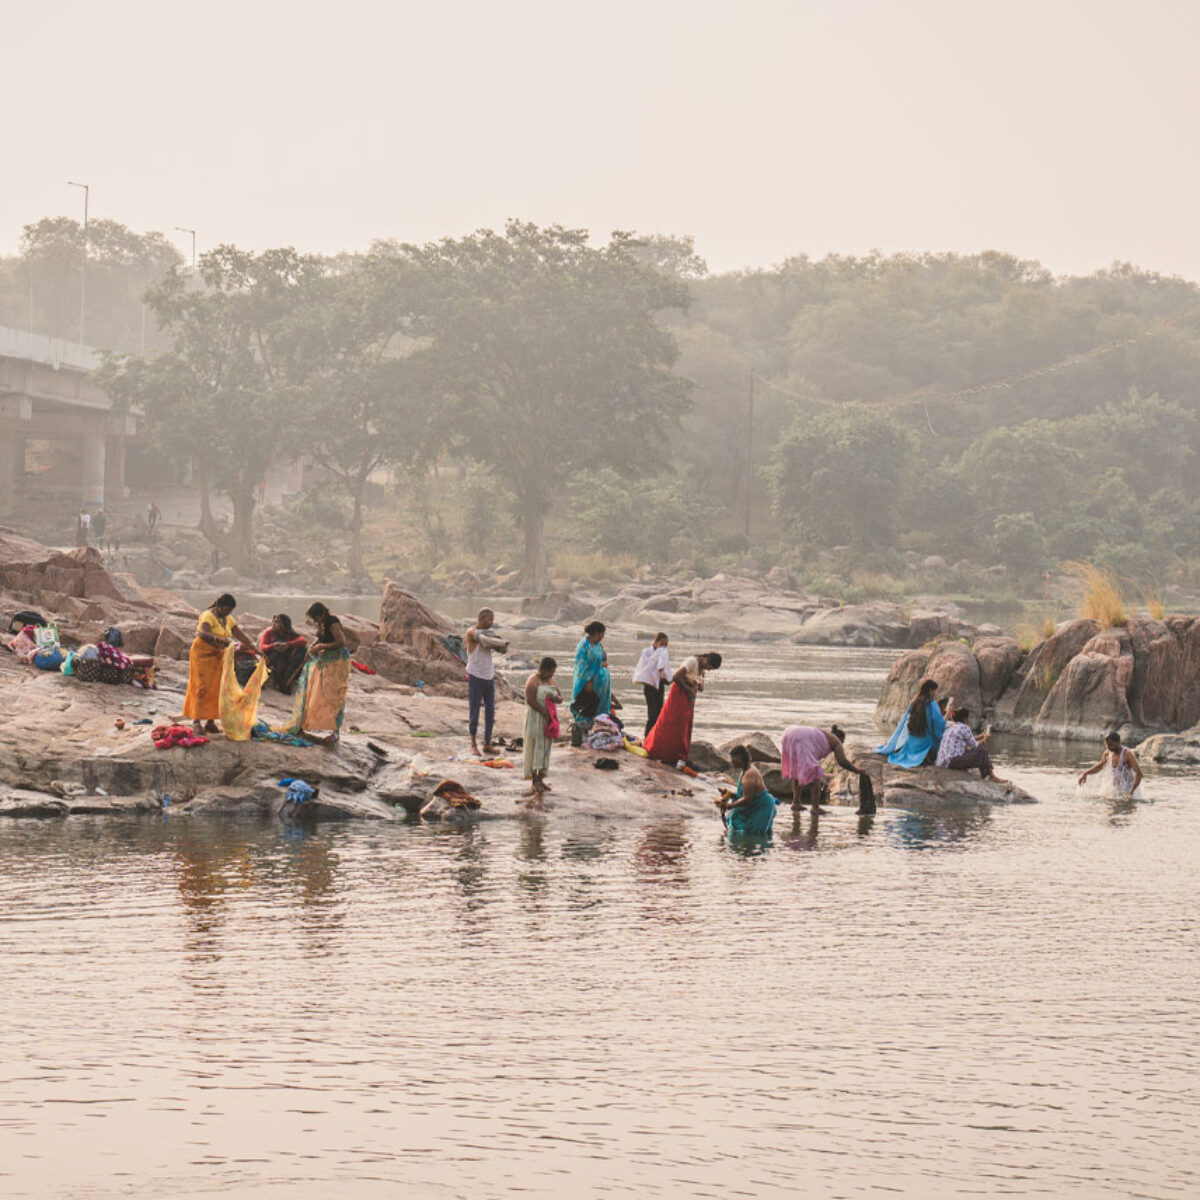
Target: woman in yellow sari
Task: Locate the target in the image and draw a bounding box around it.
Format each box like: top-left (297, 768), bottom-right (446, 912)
top-left (183, 593), bottom-right (259, 734)
top-left (280, 602), bottom-right (351, 744)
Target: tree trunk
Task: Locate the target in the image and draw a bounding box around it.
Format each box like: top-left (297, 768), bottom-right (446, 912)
top-left (226, 485), bottom-right (256, 574)
top-left (347, 468), bottom-right (368, 578)
top-left (520, 500), bottom-right (550, 593)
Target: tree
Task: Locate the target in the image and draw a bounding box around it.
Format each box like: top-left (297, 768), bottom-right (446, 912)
top-left (289, 257), bottom-right (444, 577)
top-left (100, 246), bottom-right (323, 570)
top-left (766, 403), bottom-right (915, 548)
top-left (404, 221), bottom-right (692, 589)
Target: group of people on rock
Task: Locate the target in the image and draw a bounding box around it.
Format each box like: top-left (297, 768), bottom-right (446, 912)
top-left (880, 676), bottom-right (1144, 800)
top-left (183, 594), bottom-right (351, 744)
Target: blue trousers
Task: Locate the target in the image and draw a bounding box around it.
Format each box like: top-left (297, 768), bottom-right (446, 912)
top-left (468, 674), bottom-right (495, 745)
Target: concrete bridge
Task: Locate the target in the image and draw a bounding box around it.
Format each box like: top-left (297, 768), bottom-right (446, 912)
top-left (0, 325), bottom-right (134, 516)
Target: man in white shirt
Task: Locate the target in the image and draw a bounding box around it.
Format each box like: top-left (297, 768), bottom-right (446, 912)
top-left (466, 608), bottom-right (508, 755)
top-left (632, 632), bottom-right (671, 736)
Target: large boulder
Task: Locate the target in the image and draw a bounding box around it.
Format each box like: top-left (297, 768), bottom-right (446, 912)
top-left (517, 591), bottom-right (595, 623)
top-left (1035, 639), bottom-right (1133, 738)
top-left (875, 646), bottom-right (935, 724)
top-left (972, 636), bottom-right (1024, 709)
top-left (794, 601), bottom-right (908, 647)
top-left (379, 583), bottom-right (459, 657)
top-left (993, 619), bottom-right (1100, 732)
top-left (875, 640), bottom-right (982, 724)
top-left (154, 625), bottom-right (191, 660)
top-left (718, 731), bottom-right (781, 763)
top-left (689, 740), bottom-right (732, 773)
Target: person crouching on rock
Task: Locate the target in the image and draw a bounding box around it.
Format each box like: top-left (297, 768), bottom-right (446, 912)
top-left (466, 608), bottom-right (508, 756)
top-left (523, 656), bottom-right (563, 799)
top-left (183, 593), bottom-right (259, 735)
top-left (936, 708), bottom-right (1008, 784)
top-left (877, 678), bottom-right (945, 768)
top-left (781, 724), bottom-right (872, 812)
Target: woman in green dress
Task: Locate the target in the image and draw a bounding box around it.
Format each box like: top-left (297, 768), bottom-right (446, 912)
top-left (523, 656), bottom-right (563, 798)
top-left (717, 744), bottom-right (780, 838)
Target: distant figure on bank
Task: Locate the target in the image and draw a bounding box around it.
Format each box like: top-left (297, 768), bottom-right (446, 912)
top-left (280, 602), bottom-right (351, 744)
top-left (781, 724), bottom-right (873, 812)
top-left (936, 708), bottom-right (1008, 783)
top-left (147, 501), bottom-right (161, 533)
top-left (632, 632), bottom-right (671, 736)
top-left (717, 744), bottom-right (779, 837)
top-left (183, 593), bottom-right (259, 734)
top-left (523, 656), bottom-right (563, 798)
top-left (77, 510), bottom-right (92, 547)
top-left (571, 621), bottom-right (612, 731)
top-left (643, 652), bottom-right (722, 765)
top-left (877, 678), bottom-right (945, 768)
top-left (466, 608), bottom-right (509, 756)
top-left (1078, 730), bottom-right (1143, 800)
top-left (258, 613), bottom-right (309, 693)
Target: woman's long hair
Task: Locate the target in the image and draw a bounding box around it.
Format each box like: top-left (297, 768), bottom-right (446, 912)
top-left (906, 678), bottom-right (938, 737)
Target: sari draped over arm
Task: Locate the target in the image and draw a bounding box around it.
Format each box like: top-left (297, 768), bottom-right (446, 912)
top-left (571, 639), bottom-right (611, 721)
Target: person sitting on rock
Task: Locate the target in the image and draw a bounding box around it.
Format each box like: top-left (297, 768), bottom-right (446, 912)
top-left (466, 608), bottom-right (508, 756)
top-left (877, 678), bottom-right (945, 768)
top-left (1078, 731), bottom-right (1143, 800)
top-left (781, 724), bottom-right (871, 811)
top-left (257, 614), bottom-right (310, 694)
top-left (936, 708), bottom-right (1008, 784)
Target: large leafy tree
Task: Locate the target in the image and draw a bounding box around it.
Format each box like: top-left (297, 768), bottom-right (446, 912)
top-left (289, 256), bottom-right (446, 577)
top-left (404, 221), bottom-right (692, 589)
top-left (101, 246), bottom-right (324, 570)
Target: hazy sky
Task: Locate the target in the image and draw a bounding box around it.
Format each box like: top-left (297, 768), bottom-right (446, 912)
top-left (5, 0), bottom-right (1199, 278)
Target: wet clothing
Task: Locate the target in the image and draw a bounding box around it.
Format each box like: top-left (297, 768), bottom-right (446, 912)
top-left (877, 700), bottom-right (945, 768)
top-left (781, 726), bottom-right (832, 785)
top-left (280, 646), bottom-right (350, 738)
top-left (726, 777), bottom-right (778, 838)
top-left (523, 683), bottom-right (562, 778)
top-left (643, 677), bottom-right (695, 764)
top-left (466, 626), bottom-right (506, 681)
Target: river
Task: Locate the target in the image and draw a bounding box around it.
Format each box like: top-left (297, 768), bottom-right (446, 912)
top-left (1, 633), bottom-right (1196, 1199)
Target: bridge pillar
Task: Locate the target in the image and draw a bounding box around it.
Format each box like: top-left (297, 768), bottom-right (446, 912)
top-left (81, 431), bottom-right (106, 510)
top-left (0, 432), bottom-right (24, 517)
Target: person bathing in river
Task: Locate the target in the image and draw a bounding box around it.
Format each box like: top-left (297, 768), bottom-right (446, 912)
top-left (877, 678), bottom-right (945, 768)
top-left (781, 724), bottom-right (873, 812)
top-left (716, 744), bottom-right (780, 837)
top-left (523, 656), bottom-right (563, 799)
top-left (632, 632), bottom-right (671, 736)
top-left (466, 608), bottom-right (509, 756)
top-left (1078, 731), bottom-right (1143, 800)
top-left (936, 708), bottom-right (1009, 784)
top-left (183, 593), bottom-right (259, 735)
top-left (571, 621), bottom-right (612, 734)
top-left (643, 652), bottom-right (722, 765)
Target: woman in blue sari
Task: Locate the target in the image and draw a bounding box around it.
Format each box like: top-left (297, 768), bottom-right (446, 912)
top-left (571, 620), bottom-right (611, 730)
top-left (877, 678), bottom-right (945, 768)
top-left (717, 745), bottom-right (779, 837)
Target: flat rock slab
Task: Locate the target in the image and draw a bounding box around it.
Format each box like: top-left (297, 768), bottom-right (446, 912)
top-left (831, 747), bottom-right (1037, 808)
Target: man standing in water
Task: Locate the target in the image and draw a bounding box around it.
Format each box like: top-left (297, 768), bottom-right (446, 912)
top-left (466, 608), bottom-right (508, 756)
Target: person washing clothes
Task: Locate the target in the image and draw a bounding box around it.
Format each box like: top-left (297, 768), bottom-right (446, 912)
top-left (466, 608), bottom-right (508, 756)
top-left (632, 632), bottom-right (672, 736)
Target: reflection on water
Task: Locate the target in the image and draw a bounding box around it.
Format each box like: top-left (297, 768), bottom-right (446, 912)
top-left (1, 640), bottom-right (1197, 1199)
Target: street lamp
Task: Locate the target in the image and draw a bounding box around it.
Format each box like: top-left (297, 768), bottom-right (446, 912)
top-left (175, 226), bottom-right (196, 270)
top-left (67, 181), bottom-right (88, 344)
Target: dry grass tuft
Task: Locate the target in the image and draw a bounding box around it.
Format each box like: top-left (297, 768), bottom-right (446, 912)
top-left (1143, 589), bottom-right (1166, 621)
top-left (1065, 561), bottom-right (1127, 628)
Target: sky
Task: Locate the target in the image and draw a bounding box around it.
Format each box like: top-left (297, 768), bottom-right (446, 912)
top-left (4, 0), bottom-right (1199, 279)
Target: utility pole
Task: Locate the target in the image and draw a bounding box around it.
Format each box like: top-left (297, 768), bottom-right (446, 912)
top-left (175, 226), bottom-right (196, 269)
top-left (744, 369), bottom-right (754, 537)
top-left (67, 181), bottom-right (89, 344)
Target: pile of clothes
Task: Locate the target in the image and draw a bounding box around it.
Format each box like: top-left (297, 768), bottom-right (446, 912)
top-left (8, 623), bottom-right (64, 671)
top-left (583, 713), bottom-right (625, 752)
top-left (151, 724), bottom-right (210, 750)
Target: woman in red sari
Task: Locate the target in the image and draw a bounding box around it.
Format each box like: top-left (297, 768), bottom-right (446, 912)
top-left (643, 652), bottom-right (722, 765)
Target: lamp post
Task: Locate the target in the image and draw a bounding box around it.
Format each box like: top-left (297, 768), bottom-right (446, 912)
top-left (175, 226), bottom-right (196, 270)
top-left (67, 181), bottom-right (88, 344)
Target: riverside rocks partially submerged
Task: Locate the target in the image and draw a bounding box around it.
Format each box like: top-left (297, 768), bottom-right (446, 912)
top-left (830, 744), bottom-right (1037, 808)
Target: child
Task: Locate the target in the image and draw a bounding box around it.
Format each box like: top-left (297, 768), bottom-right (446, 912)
top-left (631, 632), bottom-right (671, 736)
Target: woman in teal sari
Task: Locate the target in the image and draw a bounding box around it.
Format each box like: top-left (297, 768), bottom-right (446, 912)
top-left (571, 620), bottom-right (611, 729)
top-left (717, 745), bottom-right (779, 837)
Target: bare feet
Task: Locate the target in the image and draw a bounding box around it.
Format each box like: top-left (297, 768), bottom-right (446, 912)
top-left (482, 744), bottom-right (499, 756)
top-left (470, 741), bottom-right (481, 757)
top-left (203, 721), bottom-right (219, 734)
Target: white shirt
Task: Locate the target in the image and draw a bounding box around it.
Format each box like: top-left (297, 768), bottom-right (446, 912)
top-left (632, 645), bottom-right (671, 687)
top-left (465, 627), bottom-right (507, 680)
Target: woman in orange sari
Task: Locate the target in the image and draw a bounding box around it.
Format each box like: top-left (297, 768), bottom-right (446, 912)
top-left (183, 593), bottom-right (259, 734)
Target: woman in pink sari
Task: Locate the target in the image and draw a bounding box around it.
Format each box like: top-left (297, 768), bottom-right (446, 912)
top-left (781, 724), bottom-right (871, 812)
